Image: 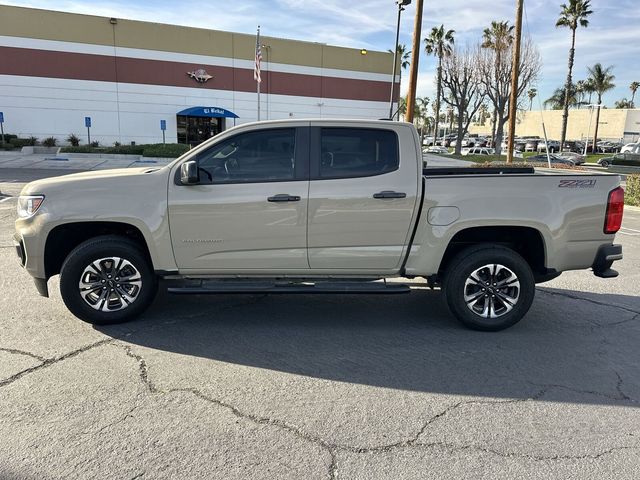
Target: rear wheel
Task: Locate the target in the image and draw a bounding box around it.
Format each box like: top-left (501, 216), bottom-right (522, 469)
top-left (442, 245), bottom-right (535, 331)
top-left (60, 236), bottom-right (158, 325)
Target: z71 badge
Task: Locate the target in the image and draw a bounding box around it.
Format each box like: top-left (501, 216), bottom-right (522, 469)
top-left (558, 179), bottom-right (597, 188)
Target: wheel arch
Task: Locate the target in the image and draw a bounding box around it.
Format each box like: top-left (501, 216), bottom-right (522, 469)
top-left (44, 221), bottom-right (154, 280)
top-left (437, 225), bottom-right (548, 279)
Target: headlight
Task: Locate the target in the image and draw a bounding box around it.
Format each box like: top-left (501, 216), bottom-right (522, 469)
top-left (17, 195), bottom-right (45, 218)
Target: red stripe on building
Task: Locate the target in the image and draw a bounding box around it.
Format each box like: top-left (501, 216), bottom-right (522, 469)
top-left (0, 46), bottom-right (400, 103)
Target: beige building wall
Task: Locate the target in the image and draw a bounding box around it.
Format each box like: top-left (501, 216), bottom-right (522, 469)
top-left (470, 109), bottom-right (640, 142)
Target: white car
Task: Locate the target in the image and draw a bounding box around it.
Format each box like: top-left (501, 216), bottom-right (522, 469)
top-left (461, 147), bottom-right (495, 156)
top-left (620, 142), bottom-right (640, 154)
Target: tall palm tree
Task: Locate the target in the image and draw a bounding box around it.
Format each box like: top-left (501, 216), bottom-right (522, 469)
top-left (556, 0), bottom-right (593, 148)
top-left (544, 85), bottom-right (580, 110)
top-left (424, 25), bottom-right (455, 140)
top-left (630, 81), bottom-right (640, 107)
top-left (388, 44), bottom-right (411, 95)
top-left (583, 77), bottom-right (596, 104)
top-left (527, 88), bottom-right (538, 110)
top-left (587, 63), bottom-right (615, 152)
top-left (481, 21), bottom-right (514, 143)
top-left (575, 80), bottom-right (586, 107)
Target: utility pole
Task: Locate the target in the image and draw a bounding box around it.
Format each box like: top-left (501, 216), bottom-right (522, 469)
top-left (404, 0), bottom-right (424, 124)
top-left (506, 0), bottom-right (524, 163)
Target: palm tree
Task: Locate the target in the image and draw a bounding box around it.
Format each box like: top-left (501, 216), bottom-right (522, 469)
top-left (614, 99), bottom-right (634, 109)
top-left (527, 88), bottom-right (537, 110)
top-left (587, 63), bottom-right (615, 152)
top-left (388, 44), bottom-right (411, 94)
top-left (630, 81), bottom-right (640, 107)
top-left (481, 21), bottom-right (514, 143)
top-left (424, 25), bottom-right (455, 141)
top-left (544, 85), bottom-right (580, 110)
top-left (556, 0), bottom-right (593, 148)
top-left (583, 77), bottom-right (596, 104)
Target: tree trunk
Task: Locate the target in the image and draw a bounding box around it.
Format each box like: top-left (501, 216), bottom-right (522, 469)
top-left (433, 56), bottom-right (443, 144)
top-left (454, 105), bottom-right (465, 155)
top-left (632, 90), bottom-right (637, 106)
top-left (529, 98), bottom-right (533, 111)
top-left (490, 108), bottom-right (497, 147)
top-left (495, 117), bottom-right (507, 158)
top-left (560, 28), bottom-right (577, 150)
top-left (592, 96), bottom-right (602, 153)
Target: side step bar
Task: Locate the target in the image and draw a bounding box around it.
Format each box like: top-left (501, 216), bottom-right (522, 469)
top-left (167, 280), bottom-right (411, 295)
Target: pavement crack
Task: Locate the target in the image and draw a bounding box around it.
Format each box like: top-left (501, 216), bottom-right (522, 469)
top-left (327, 448), bottom-right (338, 480)
top-left (527, 380), bottom-right (637, 404)
top-left (0, 339), bottom-right (113, 388)
top-left (615, 371), bottom-right (633, 402)
top-left (117, 344), bottom-right (158, 394)
top-left (0, 346), bottom-right (47, 362)
top-left (538, 289), bottom-right (640, 318)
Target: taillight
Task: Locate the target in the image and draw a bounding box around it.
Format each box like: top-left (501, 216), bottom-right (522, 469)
top-left (604, 187), bottom-right (624, 234)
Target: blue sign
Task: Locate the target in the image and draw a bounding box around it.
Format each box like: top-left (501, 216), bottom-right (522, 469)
top-left (85, 116), bottom-right (91, 128)
top-left (160, 120), bottom-right (166, 131)
top-left (0, 112), bottom-right (4, 123)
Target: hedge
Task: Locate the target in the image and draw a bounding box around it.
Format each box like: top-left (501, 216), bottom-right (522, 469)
top-left (142, 143), bottom-right (190, 158)
top-left (627, 175), bottom-right (640, 207)
top-left (59, 143), bottom-right (188, 158)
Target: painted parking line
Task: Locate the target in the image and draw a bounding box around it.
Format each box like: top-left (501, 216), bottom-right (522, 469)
top-left (0, 196), bottom-right (15, 203)
top-left (619, 228), bottom-right (640, 237)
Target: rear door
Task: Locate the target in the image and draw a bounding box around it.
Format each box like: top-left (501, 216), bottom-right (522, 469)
top-left (306, 124), bottom-right (420, 272)
top-left (168, 126), bottom-right (310, 273)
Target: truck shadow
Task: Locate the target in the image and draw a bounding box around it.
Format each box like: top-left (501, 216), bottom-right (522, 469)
top-left (98, 285), bottom-right (639, 406)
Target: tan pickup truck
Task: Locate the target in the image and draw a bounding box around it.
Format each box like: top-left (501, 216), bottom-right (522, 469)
top-left (14, 119), bottom-right (624, 331)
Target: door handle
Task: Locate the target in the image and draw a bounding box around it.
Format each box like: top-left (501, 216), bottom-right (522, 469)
top-left (267, 194), bottom-right (301, 202)
top-left (373, 191), bottom-right (407, 199)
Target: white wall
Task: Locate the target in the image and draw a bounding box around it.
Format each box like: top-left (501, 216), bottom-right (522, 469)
top-left (0, 74), bottom-right (389, 145)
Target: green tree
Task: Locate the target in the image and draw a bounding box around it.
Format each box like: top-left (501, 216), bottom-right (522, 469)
top-left (556, 0), bottom-right (593, 147)
top-left (424, 25), bottom-right (455, 140)
top-left (630, 81), bottom-right (640, 107)
top-left (527, 88), bottom-right (537, 110)
top-left (544, 85), bottom-right (580, 110)
top-left (587, 63), bottom-right (615, 151)
top-left (388, 44), bottom-right (411, 94)
top-left (481, 21), bottom-right (515, 144)
top-left (615, 99), bottom-right (634, 109)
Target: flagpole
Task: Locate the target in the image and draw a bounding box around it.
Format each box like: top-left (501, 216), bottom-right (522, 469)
top-left (256, 26), bottom-right (261, 121)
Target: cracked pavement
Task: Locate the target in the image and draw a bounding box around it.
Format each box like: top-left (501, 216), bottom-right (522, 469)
top-left (1, 168), bottom-right (639, 479)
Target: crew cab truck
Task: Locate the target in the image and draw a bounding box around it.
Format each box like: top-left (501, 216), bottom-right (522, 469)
top-left (14, 120), bottom-right (625, 331)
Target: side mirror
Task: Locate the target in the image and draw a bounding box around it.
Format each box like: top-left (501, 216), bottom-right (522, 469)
top-left (180, 161), bottom-right (199, 185)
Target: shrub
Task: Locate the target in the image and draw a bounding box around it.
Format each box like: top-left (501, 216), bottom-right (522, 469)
top-left (90, 141), bottom-right (100, 148)
top-left (103, 145), bottom-right (145, 155)
top-left (26, 136), bottom-right (38, 146)
top-left (66, 134), bottom-right (81, 146)
top-left (113, 141), bottom-right (121, 147)
top-left (9, 138), bottom-right (35, 149)
top-left (59, 146), bottom-right (96, 153)
top-left (42, 137), bottom-right (58, 147)
top-left (142, 143), bottom-right (190, 158)
top-left (627, 175), bottom-right (640, 207)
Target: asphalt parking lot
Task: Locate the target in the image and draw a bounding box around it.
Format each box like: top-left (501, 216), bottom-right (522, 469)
top-left (0, 168), bottom-right (639, 479)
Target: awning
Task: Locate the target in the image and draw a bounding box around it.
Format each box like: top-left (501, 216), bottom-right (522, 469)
top-left (177, 106), bottom-right (239, 118)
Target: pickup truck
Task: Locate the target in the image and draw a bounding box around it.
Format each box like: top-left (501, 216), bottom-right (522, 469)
top-left (14, 119), bottom-right (624, 331)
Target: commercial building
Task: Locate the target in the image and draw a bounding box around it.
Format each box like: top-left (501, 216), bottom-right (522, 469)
top-left (0, 5), bottom-right (398, 145)
top-left (469, 108), bottom-right (640, 143)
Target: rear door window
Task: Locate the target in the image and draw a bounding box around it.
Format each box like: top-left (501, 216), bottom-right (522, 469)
top-left (318, 128), bottom-right (399, 179)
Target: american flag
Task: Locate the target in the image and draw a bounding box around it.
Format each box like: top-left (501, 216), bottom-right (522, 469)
top-left (254, 27), bottom-right (262, 84)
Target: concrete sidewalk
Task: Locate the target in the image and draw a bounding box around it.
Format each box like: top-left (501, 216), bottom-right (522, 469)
top-left (0, 152), bottom-right (172, 171)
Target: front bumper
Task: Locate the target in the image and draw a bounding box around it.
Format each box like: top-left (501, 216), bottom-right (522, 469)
top-left (592, 244), bottom-right (622, 278)
top-left (13, 232), bottom-right (49, 297)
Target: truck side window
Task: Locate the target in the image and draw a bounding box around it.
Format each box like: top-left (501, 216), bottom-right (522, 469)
top-left (196, 128), bottom-right (296, 184)
top-left (319, 128), bottom-right (399, 179)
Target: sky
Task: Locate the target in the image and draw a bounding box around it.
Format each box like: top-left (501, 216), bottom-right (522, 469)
top-left (4, 0), bottom-right (640, 107)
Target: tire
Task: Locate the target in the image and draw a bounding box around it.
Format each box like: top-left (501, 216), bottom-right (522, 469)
top-left (600, 160), bottom-right (610, 168)
top-left (60, 235), bottom-right (158, 325)
top-left (442, 245), bottom-right (535, 331)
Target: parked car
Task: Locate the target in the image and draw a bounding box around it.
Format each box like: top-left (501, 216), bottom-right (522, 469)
top-left (14, 119), bottom-right (624, 331)
top-left (422, 136), bottom-right (436, 147)
top-left (597, 141), bottom-right (623, 154)
top-left (620, 142), bottom-right (640, 154)
top-left (529, 154), bottom-right (576, 166)
top-left (538, 140), bottom-right (561, 153)
top-left (525, 139), bottom-right (539, 152)
top-left (424, 146), bottom-right (449, 154)
top-left (557, 152), bottom-right (586, 165)
top-left (461, 147), bottom-right (495, 156)
top-left (598, 152), bottom-right (640, 167)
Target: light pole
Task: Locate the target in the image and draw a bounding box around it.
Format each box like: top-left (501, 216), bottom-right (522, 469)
top-left (583, 104), bottom-right (602, 156)
top-left (389, 0), bottom-right (411, 120)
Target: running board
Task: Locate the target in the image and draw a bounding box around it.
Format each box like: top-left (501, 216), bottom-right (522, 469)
top-left (167, 280), bottom-right (411, 295)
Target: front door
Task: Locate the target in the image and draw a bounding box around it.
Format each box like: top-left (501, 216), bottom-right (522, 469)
top-left (307, 125), bottom-right (419, 271)
top-left (168, 126), bottom-right (310, 273)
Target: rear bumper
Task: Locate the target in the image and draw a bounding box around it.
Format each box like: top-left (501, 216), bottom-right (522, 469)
top-left (592, 244), bottom-right (622, 278)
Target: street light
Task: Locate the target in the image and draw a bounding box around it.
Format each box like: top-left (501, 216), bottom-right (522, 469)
top-left (389, 0), bottom-right (411, 120)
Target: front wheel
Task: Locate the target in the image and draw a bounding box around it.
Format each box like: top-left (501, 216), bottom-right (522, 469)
top-left (60, 236), bottom-right (158, 325)
top-left (600, 160), bottom-right (610, 168)
top-left (442, 246), bottom-right (535, 331)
